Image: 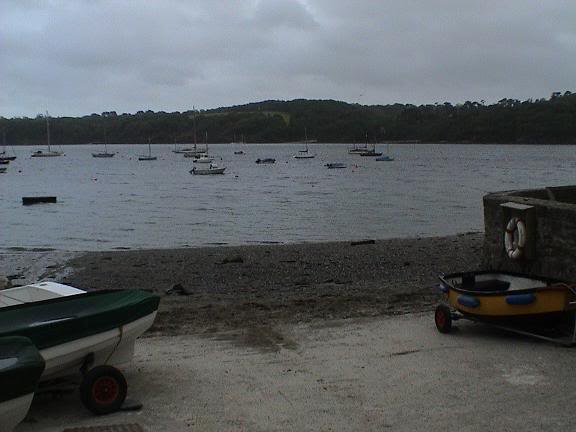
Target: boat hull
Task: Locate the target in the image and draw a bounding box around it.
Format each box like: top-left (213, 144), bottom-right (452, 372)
top-left (40, 311), bottom-right (157, 380)
top-left (441, 271), bottom-right (575, 318)
top-left (191, 168), bottom-right (225, 175)
top-left (0, 289), bottom-right (160, 379)
top-left (183, 152), bottom-right (207, 158)
top-left (31, 152), bottom-right (64, 157)
top-left (0, 336), bottom-right (45, 431)
top-left (0, 393), bottom-right (34, 431)
top-left (92, 153), bottom-right (115, 158)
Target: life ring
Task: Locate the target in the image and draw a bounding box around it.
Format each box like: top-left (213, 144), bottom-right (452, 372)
top-left (504, 217), bottom-right (526, 259)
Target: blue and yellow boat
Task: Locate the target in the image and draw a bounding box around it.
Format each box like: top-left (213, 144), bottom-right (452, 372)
top-left (434, 271), bottom-right (576, 344)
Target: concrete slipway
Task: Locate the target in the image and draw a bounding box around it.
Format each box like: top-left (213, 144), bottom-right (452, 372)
top-left (18, 314), bottom-right (575, 431)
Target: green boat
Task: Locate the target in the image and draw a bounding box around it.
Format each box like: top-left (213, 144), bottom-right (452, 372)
top-left (0, 281), bottom-right (160, 414)
top-left (0, 336), bottom-right (45, 431)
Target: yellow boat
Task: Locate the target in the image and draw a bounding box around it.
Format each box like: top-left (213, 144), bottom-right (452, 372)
top-left (434, 271), bottom-right (576, 345)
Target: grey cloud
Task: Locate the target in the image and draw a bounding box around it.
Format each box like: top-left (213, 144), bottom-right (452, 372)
top-left (0, 0), bottom-right (574, 117)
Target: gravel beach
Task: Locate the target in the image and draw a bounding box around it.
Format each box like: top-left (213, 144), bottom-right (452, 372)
top-left (22, 232), bottom-right (485, 350)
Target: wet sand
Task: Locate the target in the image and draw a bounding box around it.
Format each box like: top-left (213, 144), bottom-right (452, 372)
top-left (51, 233), bottom-right (484, 349)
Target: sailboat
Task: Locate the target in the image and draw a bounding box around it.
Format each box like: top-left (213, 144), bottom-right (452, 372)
top-left (183, 110), bottom-right (207, 158)
top-left (348, 134), bottom-right (369, 154)
top-left (172, 137), bottom-right (194, 154)
top-left (92, 132), bottom-right (115, 158)
top-left (359, 144), bottom-right (382, 157)
top-left (138, 139), bottom-right (157, 161)
top-left (31, 112), bottom-right (64, 157)
top-left (0, 132), bottom-right (16, 162)
top-left (190, 162), bottom-right (226, 175)
top-left (293, 128), bottom-right (316, 159)
top-left (358, 134), bottom-right (382, 156)
top-left (234, 134), bottom-right (245, 155)
top-left (190, 131), bottom-right (212, 162)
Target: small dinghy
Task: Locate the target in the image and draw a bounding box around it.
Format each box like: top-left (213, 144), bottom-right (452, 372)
top-left (325, 163), bottom-right (347, 169)
top-left (375, 155), bottom-right (394, 161)
top-left (435, 271), bottom-right (576, 345)
top-left (0, 281), bottom-right (160, 414)
top-left (255, 158), bottom-right (275, 164)
top-left (0, 337), bottom-right (45, 431)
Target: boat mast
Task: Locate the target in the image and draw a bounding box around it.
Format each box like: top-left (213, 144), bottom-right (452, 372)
top-left (46, 111), bottom-right (51, 151)
top-left (193, 107), bottom-right (197, 152)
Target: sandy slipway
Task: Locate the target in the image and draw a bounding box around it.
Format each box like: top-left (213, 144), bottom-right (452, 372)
top-left (19, 315), bottom-right (576, 432)
top-left (50, 233), bottom-right (484, 349)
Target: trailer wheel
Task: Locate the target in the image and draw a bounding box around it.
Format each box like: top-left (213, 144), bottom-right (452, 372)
top-left (435, 305), bottom-right (453, 334)
top-left (80, 365), bottom-right (127, 415)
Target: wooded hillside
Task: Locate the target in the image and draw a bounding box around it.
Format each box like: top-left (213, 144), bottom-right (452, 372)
top-left (2, 92), bottom-right (575, 145)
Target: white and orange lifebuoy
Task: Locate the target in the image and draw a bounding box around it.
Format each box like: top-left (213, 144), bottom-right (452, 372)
top-left (504, 217), bottom-right (526, 260)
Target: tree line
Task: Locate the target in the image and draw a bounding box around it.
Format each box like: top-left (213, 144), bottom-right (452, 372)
top-left (1, 91), bottom-right (575, 145)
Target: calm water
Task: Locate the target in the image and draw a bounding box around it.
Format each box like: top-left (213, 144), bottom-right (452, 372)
top-left (1, 143), bottom-right (575, 251)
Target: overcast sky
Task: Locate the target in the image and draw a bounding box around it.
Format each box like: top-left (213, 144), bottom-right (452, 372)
top-left (1, 0), bottom-right (575, 117)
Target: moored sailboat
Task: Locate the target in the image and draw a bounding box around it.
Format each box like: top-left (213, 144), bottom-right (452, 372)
top-left (190, 163), bottom-right (226, 175)
top-left (31, 112), bottom-right (64, 157)
top-left (0, 131), bottom-right (17, 162)
top-left (138, 139), bottom-right (157, 161)
top-left (293, 128), bottom-right (316, 159)
top-left (92, 134), bottom-right (115, 158)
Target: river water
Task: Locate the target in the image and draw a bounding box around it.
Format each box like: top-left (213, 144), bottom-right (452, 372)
top-left (1, 143), bottom-right (574, 251)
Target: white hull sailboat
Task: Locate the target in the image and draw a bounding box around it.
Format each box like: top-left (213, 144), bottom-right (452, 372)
top-left (190, 163), bottom-right (226, 175)
top-left (31, 112), bottom-right (64, 158)
top-left (293, 128), bottom-right (316, 159)
top-left (183, 108), bottom-right (207, 158)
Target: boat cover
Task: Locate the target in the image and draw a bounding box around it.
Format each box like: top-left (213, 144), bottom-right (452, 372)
top-left (0, 336), bottom-right (45, 403)
top-left (0, 290), bottom-right (160, 350)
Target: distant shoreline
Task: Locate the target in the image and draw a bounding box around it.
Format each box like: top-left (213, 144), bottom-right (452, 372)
top-left (6, 141), bottom-right (576, 146)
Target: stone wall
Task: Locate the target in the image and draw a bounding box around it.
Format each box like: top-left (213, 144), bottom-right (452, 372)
top-left (483, 186), bottom-right (576, 281)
